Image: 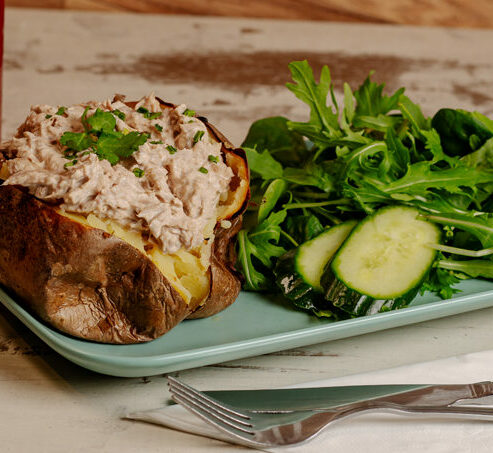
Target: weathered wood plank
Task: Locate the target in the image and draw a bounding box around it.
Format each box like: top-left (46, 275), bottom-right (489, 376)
top-left (5, 0), bottom-right (493, 28)
top-left (1, 8), bottom-right (493, 452)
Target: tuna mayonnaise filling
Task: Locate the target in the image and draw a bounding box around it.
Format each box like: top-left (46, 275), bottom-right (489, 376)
top-left (3, 94), bottom-right (234, 254)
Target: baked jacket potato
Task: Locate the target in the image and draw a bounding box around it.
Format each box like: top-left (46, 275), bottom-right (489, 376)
top-left (0, 98), bottom-right (249, 344)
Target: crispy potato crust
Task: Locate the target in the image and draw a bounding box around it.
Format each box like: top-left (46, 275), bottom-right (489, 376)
top-left (0, 185), bottom-right (191, 343)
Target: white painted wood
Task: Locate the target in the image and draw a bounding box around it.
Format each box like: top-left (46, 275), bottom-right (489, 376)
top-left (2, 7), bottom-right (493, 452)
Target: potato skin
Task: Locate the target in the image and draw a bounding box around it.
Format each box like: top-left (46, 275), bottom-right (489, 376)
top-left (0, 185), bottom-right (190, 344)
top-left (188, 215), bottom-right (243, 319)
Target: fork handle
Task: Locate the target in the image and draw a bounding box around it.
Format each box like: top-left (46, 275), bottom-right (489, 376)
top-left (331, 401), bottom-right (493, 424)
top-left (325, 381), bottom-right (493, 411)
top-left (386, 404), bottom-right (493, 419)
top-left (270, 401), bottom-right (493, 446)
top-left (297, 401), bottom-right (493, 436)
top-left (389, 381), bottom-right (493, 406)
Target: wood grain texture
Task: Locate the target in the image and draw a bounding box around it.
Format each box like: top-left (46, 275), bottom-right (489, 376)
top-left (2, 8), bottom-right (493, 452)
top-left (5, 0), bottom-right (493, 28)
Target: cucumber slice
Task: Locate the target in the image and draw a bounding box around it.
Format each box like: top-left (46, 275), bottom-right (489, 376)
top-left (295, 220), bottom-right (357, 290)
top-left (323, 272), bottom-right (420, 317)
top-left (329, 206), bottom-right (440, 300)
top-left (274, 221), bottom-right (357, 313)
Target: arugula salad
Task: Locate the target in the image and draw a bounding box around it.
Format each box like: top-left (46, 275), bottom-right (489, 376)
top-left (237, 60), bottom-right (493, 318)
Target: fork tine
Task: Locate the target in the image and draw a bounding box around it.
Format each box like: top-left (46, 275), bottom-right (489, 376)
top-left (170, 392), bottom-right (256, 438)
top-left (167, 376), bottom-right (250, 420)
top-left (169, 385), bottom-right (253, 427)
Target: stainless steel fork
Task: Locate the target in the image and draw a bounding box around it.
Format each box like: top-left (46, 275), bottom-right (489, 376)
top-left (168, 377), bottom-right (493, 449)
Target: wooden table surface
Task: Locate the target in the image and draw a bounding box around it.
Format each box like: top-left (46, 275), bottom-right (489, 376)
top-left (6, 0), bottom-right (493, 29)
top-left (2, 7), bottom-right (493, 452)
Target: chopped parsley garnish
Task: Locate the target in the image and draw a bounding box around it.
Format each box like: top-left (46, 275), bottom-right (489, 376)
top-left (208, 154), bottom-right (219, 163)
top-left (198, 166), bottom-right (208, 174)
top-left (45, 114), bottom-right (52, 119)
top-left (56, 106), bottom-right (66, 116)
top-left (132, 168), bottom-right (145, 178)
top-left (60, 132), bottom-right (94, 152)
top-left (150, 140), bottom-right (164, 145)
top-left (193, 130), bottom-right (205, 144)
top-left (183, 109), bottom-right (196, 117)
top-left (137, 106), bottom-right (162, 120)
top-left (59, 108), bottom-right (148, 165)
top-left (166, 145), bottom-right (177, 154)
top-left (95, 132), bottom-right (148, 165)
top-left (154, 123), bottom-right (163, 132)
top-left (112, 109), bottom-right (126, 121)
top-left (64, 160), bottom-right (76, 168)
top-left (87, 108), bottom-right (116, 133)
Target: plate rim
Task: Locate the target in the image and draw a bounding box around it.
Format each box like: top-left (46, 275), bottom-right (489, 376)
top-left (2, 284), bottom-right (493, 375)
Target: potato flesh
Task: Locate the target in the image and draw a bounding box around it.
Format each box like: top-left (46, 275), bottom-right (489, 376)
top-left (59, 210), bottom-right (212, 305)
top-left (216, 152), bottom-right (249, 220)
top-left (0, 163), bottom-right (9, 180)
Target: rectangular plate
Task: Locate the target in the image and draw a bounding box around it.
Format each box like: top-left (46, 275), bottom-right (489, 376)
top-left (1, 279), bottom-right (493, 377)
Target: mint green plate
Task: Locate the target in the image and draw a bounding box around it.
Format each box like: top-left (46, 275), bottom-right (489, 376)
top-left (1, 279), bottom-right (493, 377)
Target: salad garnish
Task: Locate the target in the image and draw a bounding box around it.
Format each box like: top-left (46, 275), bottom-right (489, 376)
top-left (238, 60), bottom-right (493, 318)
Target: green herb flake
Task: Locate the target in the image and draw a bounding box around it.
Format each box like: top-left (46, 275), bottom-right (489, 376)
top-left (87, 108), bottom-right (116, 133)
top-left (193, 130), bottom-right (205, 144)
top-left (137, 106), bottom-right (162, 120)
top-left (80, 106), bottom-right (91, 131)
top-left (45, 114), bottom-right (52, 119)
top-left (64, 160), bottom-right (76, 168)
top-left (155, 123), bottom-right (163, 132)
top-left (112, 109), bottom-right (126, 121)
top-left (132, 168), bottom-right (145, 178)
top-left (166, 145), bottom-right (177, 154)
top-left (183, 109), bottom-right (196, 117)
top-left (56, 106), bottom-right (67, 116)
top-left (208, 155), bottom-right (219, 163)
top-left (151, 140), bottom-right (164, 145)
top-left (60, 131), bottom-right (94, 152)
top-left (198, 166), bottom-right (208, 174)
top-left (96, 131), bottom-right (148, 164)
